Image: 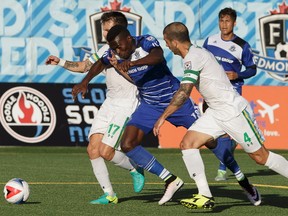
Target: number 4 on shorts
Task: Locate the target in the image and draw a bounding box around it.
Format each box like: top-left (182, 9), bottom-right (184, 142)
top-left (244, 132), bottom-right (252, 146)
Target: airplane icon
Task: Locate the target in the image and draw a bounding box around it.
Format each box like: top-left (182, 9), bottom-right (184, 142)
top-left (257, 99), bottom-right (279, 124)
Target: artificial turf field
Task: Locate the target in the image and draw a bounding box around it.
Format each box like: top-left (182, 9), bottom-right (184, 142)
top-left (0, 147), bottom-right (287, 216)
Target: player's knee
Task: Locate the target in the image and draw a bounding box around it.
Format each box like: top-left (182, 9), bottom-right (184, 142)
top-left (180, 140), bottom-right (197, 150)
top-left (121, 142), bottom-right (132, 153)
top-left (121, 139), bottom-right (137, 153)
top-left (87, 143), bottom-right (93, 156)
top-left (99, 146), bottom-right (114, 161)
top-left (87, 142), bottom-right (100, 159)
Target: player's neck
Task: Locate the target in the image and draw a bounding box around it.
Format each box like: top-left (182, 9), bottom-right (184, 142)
top-left (180, 42), bottom-right (192, 58)
top-left (221, 32), bottom-right (234, 41)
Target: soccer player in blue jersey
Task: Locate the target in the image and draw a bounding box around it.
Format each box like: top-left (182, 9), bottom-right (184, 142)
top-left (72, 25), bottom-right (261, 208)
top-left (203, 7), bottom-right (257, 181)
top-left (155, 21), bottom-right (288, 209)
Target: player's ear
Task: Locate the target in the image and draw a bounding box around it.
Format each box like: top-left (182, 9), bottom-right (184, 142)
top-left (127, 35), bottom-right (133, 42)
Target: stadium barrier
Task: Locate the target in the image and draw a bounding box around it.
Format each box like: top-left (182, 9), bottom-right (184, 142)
top-left (0, 83), bottom-right (159, 147)
top-left (159, 86), bottom-right (288, 149)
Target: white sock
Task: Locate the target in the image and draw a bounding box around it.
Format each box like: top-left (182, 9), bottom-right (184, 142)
top-left (110, 150), bottom-right (136, 171)
top-left (90, 157), bottom-right (114, 196)
top-left (182, 149), bottom-right (212, 198)
top-left (265, 151), bottom-right (288, 178)
top-left (234, 170), bottom-right (245, 181)
top-left (159, 168), bottom-right (171, 180)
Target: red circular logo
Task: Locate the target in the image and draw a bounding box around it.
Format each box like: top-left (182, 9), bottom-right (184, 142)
top-left (0, 87), bottom-right (56, 143)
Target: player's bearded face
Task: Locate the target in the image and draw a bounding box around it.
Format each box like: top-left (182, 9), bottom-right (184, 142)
top-left (164, 36), bottom-right (178, 55)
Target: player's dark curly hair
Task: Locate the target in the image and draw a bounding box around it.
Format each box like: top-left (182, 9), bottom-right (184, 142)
top-left (107, 25), bottom-right (130, 43)
top-left (163, 22), bottom-right (190, 42)
top-left (219, 7), bottom-right (237, 22)
top-left (101, 11), bottom-right (128, 28)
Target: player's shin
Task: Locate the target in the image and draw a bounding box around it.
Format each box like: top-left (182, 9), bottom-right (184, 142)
top-left (91, 157), bottom-right (114, 196)
top-left (125, 146), bottom-right (166, 176)
top-left (265, 151), bottom-right (288, 178)
top-left (182, 149), bottom-right (212, 198)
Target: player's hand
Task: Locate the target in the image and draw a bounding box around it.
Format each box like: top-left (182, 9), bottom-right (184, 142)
top-left (72, 83), bottom-right (88, 101)
top-left (108, 51), bottom-right (131, 73)
top-left (118, 60), bottom-right (132, 72)
top-left (45, 55), bottom-right (60, 65)
top-left (153, 117), bottom-right (165, 136)
top-left (108, 51), bottom-right (118, 67)
top-left (226, 71), bottom-right (238, 80)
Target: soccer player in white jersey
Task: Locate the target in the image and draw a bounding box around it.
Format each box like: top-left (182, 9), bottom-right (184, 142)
top-left (203, 7), bottom-right (257, 182)
top-left (45, 11), bottom-right (144, 204)
top-left (154, 22), bottom-right (288, 209)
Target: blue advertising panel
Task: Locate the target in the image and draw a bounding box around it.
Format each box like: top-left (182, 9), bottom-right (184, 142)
top-left (0, 0), bottom-right (287, 85)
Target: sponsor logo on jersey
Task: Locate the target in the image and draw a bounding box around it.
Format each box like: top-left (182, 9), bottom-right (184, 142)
top-left (89, 0), bottom-right (142, 51)
top-left (0, 87), bottom-right (56, 143)
top-left (253, 2), bottom-right (288, 82)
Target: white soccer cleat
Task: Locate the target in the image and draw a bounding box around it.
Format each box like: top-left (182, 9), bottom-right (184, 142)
top-left (242, 184), bottom-right (261, 206)
top-left (158, 177), bottom-right (184, 205)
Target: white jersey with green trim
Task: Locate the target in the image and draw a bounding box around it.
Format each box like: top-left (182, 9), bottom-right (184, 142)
top-left (181, 45), bottom-right (248, 121)
top-left (88, 44), bottom-right (138, 107)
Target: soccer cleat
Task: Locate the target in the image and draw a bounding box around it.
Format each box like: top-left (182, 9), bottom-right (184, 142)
top-left (158, 177), bottom-right (184, 205)
top-left (214, 170), bottom-right (227, 181)
top-left (180, 194), bottom-right (215, 209)
top-left (241, 184), bottom-right (261, 206)
top-left (130, 167), bottom-right (145, 193)
top-left (90, 192), bottom-right (118, 204)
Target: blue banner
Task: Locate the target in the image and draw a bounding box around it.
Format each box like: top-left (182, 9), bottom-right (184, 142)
top-left (0, 0), bottom-right (288, 85)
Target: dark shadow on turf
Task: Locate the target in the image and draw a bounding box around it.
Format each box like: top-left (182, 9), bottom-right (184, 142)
top-left (22, 202), bottom-right (41, 205)
top-left (239, 169), bottom-right (278, 178)
top-left (119, 185), bottom-right (288, 212)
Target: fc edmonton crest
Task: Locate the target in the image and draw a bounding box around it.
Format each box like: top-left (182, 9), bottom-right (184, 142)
top-left (89, 0), bottom-right (142, 51)
top-left (254, 2), bottom-right (288, 82)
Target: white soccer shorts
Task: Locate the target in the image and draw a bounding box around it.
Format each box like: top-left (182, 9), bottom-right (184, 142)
top-left (189, 104), bottom-right (265, 153)
top-left (88, 99), bottom-right (137, 149)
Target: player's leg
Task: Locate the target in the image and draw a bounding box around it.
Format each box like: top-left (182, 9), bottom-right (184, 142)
top-left (100, 111), bottom-right (145, 193)
top-left (245, 137), bottom-right (288, 178)
top-left (87, 103), bottom-right (119, 204)
top-left (179, 129), bottom-right (215, 209)
top-left (201, 101), bottom-right (260, 205)
top-left (87, 133), bottom-right (118, 204)
top-left (207, 136), bottom-right (245, 180)
top-left (121, 125), bottom-right (183, 205)
top-left (213, 136), bottom-right (231, 181)
top-left (100, 144), bottom-right (145, 193)
top-left (227, 106), bottom-right (288, 178)
top-left (202, 100), bottom-right (238, 181)
top-left (207, 136), bottom-right (261, 205)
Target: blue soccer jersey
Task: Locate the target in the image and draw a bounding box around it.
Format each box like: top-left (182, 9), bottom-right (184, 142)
top-left (203, 33), bottom-right (256, 92)
top-left (101, 34), bottom-right (199, 133)
top-left (102, 35), bottom-right (180, 107)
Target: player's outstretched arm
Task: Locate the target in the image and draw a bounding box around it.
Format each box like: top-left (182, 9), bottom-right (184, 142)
top-left (72, 60), bottom-right (106, 100)
top-left (45, 55), bottom-right (93, 73)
